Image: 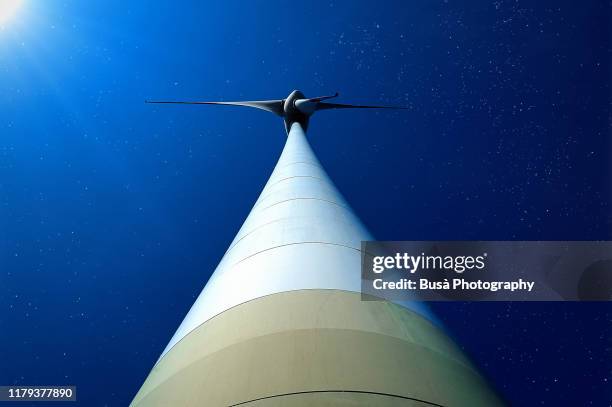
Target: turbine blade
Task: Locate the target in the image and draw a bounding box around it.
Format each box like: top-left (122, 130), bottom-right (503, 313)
top-left (145, 100), bottom-right (285, 116)
top-left (306, 92), bottom-right (339, 103)
top-left (316, 102), bottom-right (409, 110)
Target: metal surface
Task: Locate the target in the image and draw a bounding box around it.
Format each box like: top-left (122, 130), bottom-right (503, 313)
top-left (132, 290), bottom-right (503, 407)
top-left (158, 122), bottom-right (431, 360)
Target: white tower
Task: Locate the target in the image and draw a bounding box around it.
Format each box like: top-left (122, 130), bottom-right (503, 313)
top-left (132, 91), bottom-right (503, 406)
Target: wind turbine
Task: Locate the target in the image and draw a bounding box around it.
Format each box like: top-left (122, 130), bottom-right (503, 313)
top-left (131, 90), bottom-right (503, 406)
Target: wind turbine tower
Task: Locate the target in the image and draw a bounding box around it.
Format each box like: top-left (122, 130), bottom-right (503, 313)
top-left (131, 91), bottom-right (503, 406)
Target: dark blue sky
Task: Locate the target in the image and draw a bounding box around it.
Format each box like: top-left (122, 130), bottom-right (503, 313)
top-left (1, 1), bottom-right (610, 405)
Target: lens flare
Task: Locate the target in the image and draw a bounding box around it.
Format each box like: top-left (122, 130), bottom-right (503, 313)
top-left (0, 0), bottom-right (23, 27)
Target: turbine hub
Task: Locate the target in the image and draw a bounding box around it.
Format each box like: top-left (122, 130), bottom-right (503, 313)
top-left (283, 90), bottom-right (310, 132)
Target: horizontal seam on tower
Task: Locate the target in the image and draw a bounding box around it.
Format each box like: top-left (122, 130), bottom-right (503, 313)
top-left (261, 197), bottom-right (349, 212)
top-left (266, 175), bottom-right (326, 189)
top-left (225, 217), bottom-right (289, 253)
top-left (277, 160), bottom-right (323, 170)
top-left (224, 214), bottom-right (360, 255)
top-left (229, 389), bottom-right (447, 407)
top-left (252, 176), bottom-right (328, 209)
top-left (230, 241), bottom-right (362, 267)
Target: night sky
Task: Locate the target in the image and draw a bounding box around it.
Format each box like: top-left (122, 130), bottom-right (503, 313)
top-left (1, 1), bottom-right (611, 406)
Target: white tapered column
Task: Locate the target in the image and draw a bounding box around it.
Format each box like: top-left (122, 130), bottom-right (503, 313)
top-left (157, 122), bottom-right (431, 359)
top-left (131, 123), bottom-right (503, 407)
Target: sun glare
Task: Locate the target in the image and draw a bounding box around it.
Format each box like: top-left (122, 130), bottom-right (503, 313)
top-left (0, 0), bottom-right (23, 27)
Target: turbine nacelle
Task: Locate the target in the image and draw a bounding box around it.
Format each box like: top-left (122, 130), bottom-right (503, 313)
top-left (281, 90), bottom-right (341, 131)
top-left (283, 90), bottom-right (305, 114)
top-left (146, 90), bottom-right (407, 134)
top-left (290, 90), bottom-right (340, 114)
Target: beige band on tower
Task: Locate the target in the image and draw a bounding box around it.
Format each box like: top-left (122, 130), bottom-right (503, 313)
top-left (132, 290), bottom-right (502, 407)
top-left (132, 122), bottom-right (503, 406)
